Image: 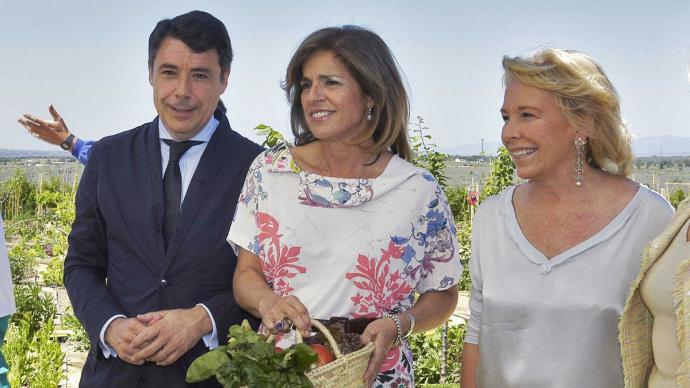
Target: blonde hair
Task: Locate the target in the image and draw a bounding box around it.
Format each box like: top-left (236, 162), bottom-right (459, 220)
top-left (502, 48), bottom-right (633, 176)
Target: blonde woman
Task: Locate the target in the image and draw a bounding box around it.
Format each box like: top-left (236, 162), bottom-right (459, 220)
top-left (461, 48), bottom-right (674, 387)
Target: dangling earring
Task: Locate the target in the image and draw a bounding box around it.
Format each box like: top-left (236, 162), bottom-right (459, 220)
top-left (366, 107), bottom-right (373, 121)
top-left (573, 136), bottom-right (588, 186)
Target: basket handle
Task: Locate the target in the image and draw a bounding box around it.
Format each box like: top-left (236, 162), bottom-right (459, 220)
top-left (295, 318), bottom-right (344, 359)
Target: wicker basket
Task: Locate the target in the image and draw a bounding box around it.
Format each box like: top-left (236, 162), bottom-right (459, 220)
top-left (298, 319), bottom-right (376, 388)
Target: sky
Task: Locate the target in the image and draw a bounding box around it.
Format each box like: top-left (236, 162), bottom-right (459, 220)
top-left (2, 0), bottom-right (689, 151)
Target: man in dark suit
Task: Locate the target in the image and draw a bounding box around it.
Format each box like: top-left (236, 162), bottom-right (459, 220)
top-left (64, 11), bottom-right (262, 387)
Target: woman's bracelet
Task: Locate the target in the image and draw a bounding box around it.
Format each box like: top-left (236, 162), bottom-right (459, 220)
top-left (401, 312), bottom-right (416, 339)
top-left (383, 312), bottom-right (403, 347)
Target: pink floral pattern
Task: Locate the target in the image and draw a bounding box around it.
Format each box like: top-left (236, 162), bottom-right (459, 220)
top-left (227, 144), bottom-right (461, 387)
top-left (379, 347), bottom-right (401, 373)
top-left (346, 240), bottom-right (415, 317)
top-left (256, 212), bottom-right (306, 295)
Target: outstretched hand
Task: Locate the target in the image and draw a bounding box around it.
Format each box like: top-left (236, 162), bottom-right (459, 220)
top-left (18, 105), bottom-right (71, 146)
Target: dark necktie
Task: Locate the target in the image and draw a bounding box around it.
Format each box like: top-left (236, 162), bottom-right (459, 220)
top-left (162, 139), bottom-right (202, 250)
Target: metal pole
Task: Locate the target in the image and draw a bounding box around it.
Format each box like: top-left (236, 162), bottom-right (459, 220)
top-left (441, 321), bottom-right (448, 383)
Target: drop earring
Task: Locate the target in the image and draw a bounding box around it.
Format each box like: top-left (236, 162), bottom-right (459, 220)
top-left (366, 107), bottom-right (373, 121)
top-left (573, 136), bottom-right (588, 186)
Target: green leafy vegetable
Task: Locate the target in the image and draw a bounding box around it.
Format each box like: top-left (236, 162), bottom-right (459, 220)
top-left (186, 346), bottom-right (230, 383)
top-left (186, 320), bottom-right (318, 388)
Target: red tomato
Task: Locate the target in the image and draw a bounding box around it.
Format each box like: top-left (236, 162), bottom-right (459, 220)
top-left (309, 344), bottom-right (335, 366)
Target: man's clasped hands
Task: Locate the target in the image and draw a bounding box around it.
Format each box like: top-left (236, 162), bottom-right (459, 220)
top-left (104, 305), bottom-right (211, 366)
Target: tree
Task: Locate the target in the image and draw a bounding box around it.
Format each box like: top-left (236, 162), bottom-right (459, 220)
top-left (480, 146), bottom-right (515, 200)
top-left (669, 189), bottom-right (687, 209)
top-left (409, 116), bottom-right (449, 188)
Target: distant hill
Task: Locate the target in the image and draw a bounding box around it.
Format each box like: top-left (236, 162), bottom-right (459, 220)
top-left (3, 135), bottom-right (689, 158)
top-left (439, 141), bottom-right (502, 156)
top-left (0, 148), bottom-right (66, 158)
top-left (631, 136), bottom-right (690, 157)
top-left (439, 135), bottom-right (690, 157)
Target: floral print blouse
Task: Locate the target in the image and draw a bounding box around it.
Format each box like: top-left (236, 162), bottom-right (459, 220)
top-left (227, 143), bottom-right (461, 387)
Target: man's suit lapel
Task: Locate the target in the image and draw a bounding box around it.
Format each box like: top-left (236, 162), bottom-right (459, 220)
top-left (163, 114), bottom-right (233, 264)
top-left (146, 118), bottom-right (166, 254)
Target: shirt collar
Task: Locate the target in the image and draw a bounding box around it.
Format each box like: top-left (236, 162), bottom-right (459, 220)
top-left (158, 116), bottom-right (219, 142)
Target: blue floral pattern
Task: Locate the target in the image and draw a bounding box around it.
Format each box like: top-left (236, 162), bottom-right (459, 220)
top-left (228, 142), bottom-right (462, 387)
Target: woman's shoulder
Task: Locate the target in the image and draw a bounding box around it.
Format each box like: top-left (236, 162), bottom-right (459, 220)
top-left (473, 185), bottom-right (517, 225)
top-left (251, 141), bottom-right (300, 173)
top-left (634, 184), bottom-right (674, 217)
top-left (591, 175), bottom-right (672, 225)
top-left (262, 141), bottom-right (291, 158)
top-left (477, 185), bottom-right (516, 211)
top-left (384, 157), bottom-right (441, 188)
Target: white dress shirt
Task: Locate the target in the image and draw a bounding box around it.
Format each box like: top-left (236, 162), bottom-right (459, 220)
top-left (99, 116), bottom-right (220, 358)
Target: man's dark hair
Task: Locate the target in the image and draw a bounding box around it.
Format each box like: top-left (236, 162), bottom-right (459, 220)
top-left (148, 10), bottom-right (232, 75)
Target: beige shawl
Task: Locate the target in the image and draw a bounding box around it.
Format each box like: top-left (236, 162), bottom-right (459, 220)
top-left (619, 198), bottom-right (690, 387)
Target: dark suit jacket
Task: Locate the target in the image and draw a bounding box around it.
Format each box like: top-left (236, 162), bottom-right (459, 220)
top-left (64, 110), bottom-right (263, 387)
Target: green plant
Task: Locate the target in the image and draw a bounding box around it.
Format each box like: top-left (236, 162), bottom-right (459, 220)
top-left (5, 176), bottom-right (73, 288)
top-left (4, 320), bottom-right (64, 388)
top-left (254, 124), bottom-right (286, 148)
top-left (7, 238), bottom-right (39, 282)
top-left (0, 169), bottom-right (37, 220)
top-left (42, 256), bottom-right (64, 287)
top-left (456, 221), bottom-right (472, 291)
top-left (12, 283), bottom-right (57, 336)
top-left (409, 116), bottom-right (449, 188)
top-left (187, 320), bottom-right (316, 387)
top-left (480, 146), bottom-right (515, 200)
top-left (0, 170), bottom-right (76, 382)
top-left (444, 185), bottom-right (472, 224)
top-left (668, 188), bottom-right (687, 209)
top-left (409, 324), bottom-right (465, 384)
top-left (61, 311), bottom-right (90, 351)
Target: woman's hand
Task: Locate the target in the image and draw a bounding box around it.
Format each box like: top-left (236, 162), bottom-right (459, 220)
top-left (258, 294), bottom-right (311, 337)
top-left (360, 317), bottom-right (398, 386)
top-left (460, 342), bottom-right (479, 388)
top-left (234, 248), bottom-right (311, 337)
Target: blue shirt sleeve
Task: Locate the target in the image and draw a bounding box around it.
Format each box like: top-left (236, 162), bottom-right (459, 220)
top-left (71, 139), bottom-right (95, 166)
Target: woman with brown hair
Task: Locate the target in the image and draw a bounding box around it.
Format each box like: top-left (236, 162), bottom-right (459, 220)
top-left (229, 26), bottom-right (461, 386)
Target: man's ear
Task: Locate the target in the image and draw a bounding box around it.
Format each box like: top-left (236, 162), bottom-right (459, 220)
top-left (220, 69), bottom-right (230, 93)
top-left (148, 66), bottom-right (154, 86)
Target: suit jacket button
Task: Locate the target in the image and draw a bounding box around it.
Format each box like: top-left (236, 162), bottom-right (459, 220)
top-left (160, 279), bottom-right (167, 287)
